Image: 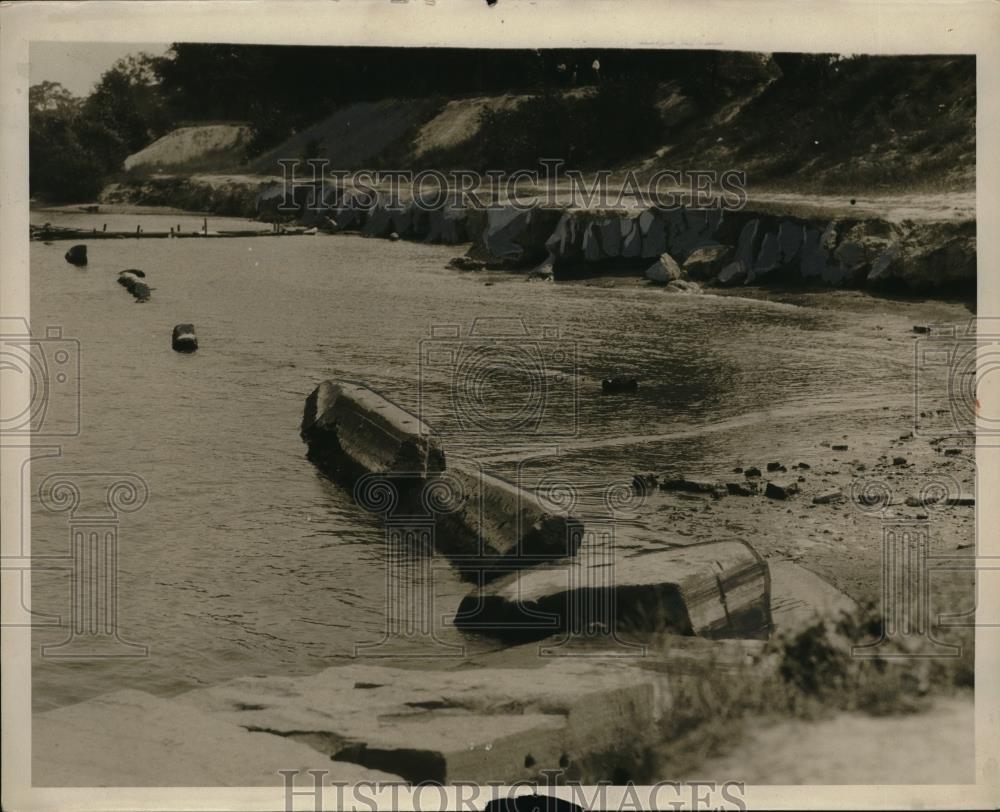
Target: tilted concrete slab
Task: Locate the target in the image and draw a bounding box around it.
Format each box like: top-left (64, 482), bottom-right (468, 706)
top-left (301, 380), bottom-right (445, 480)
top-left (453, 540), bottom-right (771, 642)
top-left (769, 560), bottom-right (859, 636)
top-left (433, 464), bottom-right (583, 573)
top-left (33, 689), bottom-right (403, 787)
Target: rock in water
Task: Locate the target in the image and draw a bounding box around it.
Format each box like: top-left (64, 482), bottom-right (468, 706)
top-left (601, 377), bottom-right (638, 394)
top-left (765, 480), bottom-right (799, 500)
top-left (172, 324), bottom-right (198, 353)
top-left (64, 245), bottom-right (87, 266)
top-left (117, 270), bottom-right (150, 302)
top-left (682, 244), bottom-right (733, 279)
top-left (644, 252), bottom-right (683, 284)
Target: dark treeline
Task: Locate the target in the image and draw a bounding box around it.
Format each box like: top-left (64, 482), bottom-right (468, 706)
top-left (32, 45), bottom-right (967, 202)
top-left (154, 45), bottom-right (769, 152)
top-left (30, 44), bottom-right (767, 201)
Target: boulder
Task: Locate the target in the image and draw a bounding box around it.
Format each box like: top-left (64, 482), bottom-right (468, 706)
top-left (64, 244), bottom-right (87, 266)
top-left (866, 220), bottom-right (975, 291)
top-left (764, 480), bottom-right (799, 499)
top-left (659, 477), bottom-right (724, 495)
top-left (726, 481), bottom-right (758, 497)
top-left (812, 489), bottom-right (844, 505)
top-left (475, 207), bottom-right (564, 268)
top-left (171, 323), bottom-right (198, 353)
top-left (301, 381), bottom-right (445, 480)
top-left (432, 464), bottom-right (583, 573)
top-left (716, 261), bottom-right (747, 286)
top-left (448, 256), bottom-right (486, 271)
top-left (664, 279), bottom-right (701, 294)
top-left (33, 689), bottom-right (401, 786)
top-left (454, 540), bottom-right (771, 642)
top-left (601, 377), bottom-right (638, 394)
top-left (644, 252), bottom-right (683, 285)
top-left (682, 244), bottom-right (732, 280)
top-left (637, 208), bottom-right (667, 257)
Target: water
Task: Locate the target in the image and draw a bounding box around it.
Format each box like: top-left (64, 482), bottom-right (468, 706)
top-left (29, 211), bottom-right (919, 711)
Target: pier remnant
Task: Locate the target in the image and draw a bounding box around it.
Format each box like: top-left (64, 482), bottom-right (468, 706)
top-left (64, 244), bottom-right (87, 266)
top-left (171, 324), bottom-right (198, 353)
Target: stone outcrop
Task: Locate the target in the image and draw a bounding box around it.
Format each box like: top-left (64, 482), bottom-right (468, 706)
top-left (301, 381), bottom-right (445, 480)
top-left (64, 244), bottom-right (87, 266)
top-left (454, 540), bottom-right (771, 642)
top-left (171, 323), bottom-right (198, 353)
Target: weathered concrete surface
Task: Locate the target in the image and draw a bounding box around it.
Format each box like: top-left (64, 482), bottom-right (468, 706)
top-left (179, 658), bottom-right (669, 784)
top-left (769, 560), bottom-right (858, 636)
top-left (301, 381), bottom-right (445, 480)
top-left (33, 689), bottom-right (402, 786)
top-left (433, 464), bottom-right (583, 572)
top-left (454, 541), bottom-right (771, 642)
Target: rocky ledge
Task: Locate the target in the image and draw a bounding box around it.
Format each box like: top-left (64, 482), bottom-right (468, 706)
top-left (252, 181), bottom-right (973, 294)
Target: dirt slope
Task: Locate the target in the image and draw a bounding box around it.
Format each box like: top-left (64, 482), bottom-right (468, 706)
top-left (123, 124), bottom-right (251, 174)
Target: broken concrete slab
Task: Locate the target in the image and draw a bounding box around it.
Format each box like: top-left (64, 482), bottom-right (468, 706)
top-left (301, 380), bottom-right (445, 480)
top-left (433, 464), bottom-right (583, 573)
top-left (179, 658), bottom-right (669, 784)
top-left (454, 540), bottom-right (771, 642)
top-left (769, 561), bottom-right (858, 636)
top-left (33, 689), bottom-right (402, 787)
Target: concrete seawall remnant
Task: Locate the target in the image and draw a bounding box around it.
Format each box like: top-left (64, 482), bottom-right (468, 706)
top-left (455, 540), bottom-right (772, 642)
top-left (301, 380), bottom-right (446, 480)
top-left (435, 464), bottom-right (583, 574)
top-left (301, 382), bottom-right (581, 573)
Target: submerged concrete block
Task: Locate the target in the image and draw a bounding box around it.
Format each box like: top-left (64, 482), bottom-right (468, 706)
top-left (301, 381), bottom-right (445, 480)
top-left (33, 689), bottom-right (402, 786)
top-left (171, 323), bottom-right (198, 353)
top-left (433, 464), bottom-right (583, 571)
top-left (454, 540), bottom-right (771, 642)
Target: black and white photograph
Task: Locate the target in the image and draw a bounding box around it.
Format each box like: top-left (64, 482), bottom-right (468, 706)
top-left (1, 2), bottom-right (998, 810)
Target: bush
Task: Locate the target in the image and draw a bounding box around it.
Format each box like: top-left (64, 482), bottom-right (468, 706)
top-left (475, 81), bottom-right (664, 172)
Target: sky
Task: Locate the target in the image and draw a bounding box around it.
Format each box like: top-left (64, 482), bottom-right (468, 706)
top-left (30, 42), bottom-right (171, 97)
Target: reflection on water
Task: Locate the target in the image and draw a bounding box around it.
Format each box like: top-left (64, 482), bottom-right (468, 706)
top-left (29, 214), bottom-right (913, 710)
